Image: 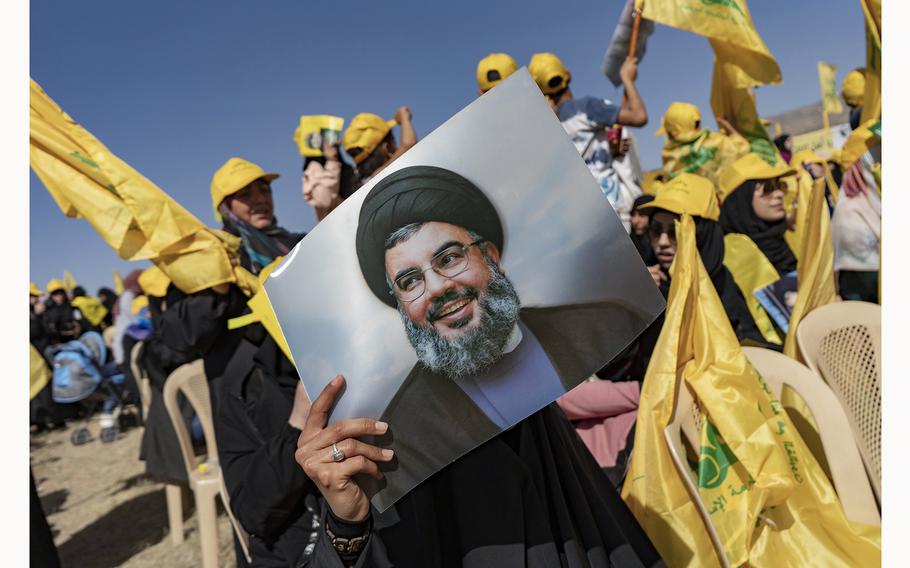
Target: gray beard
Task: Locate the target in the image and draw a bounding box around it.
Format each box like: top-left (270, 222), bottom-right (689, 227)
top-left (398, 260), bottom-right (521, 379)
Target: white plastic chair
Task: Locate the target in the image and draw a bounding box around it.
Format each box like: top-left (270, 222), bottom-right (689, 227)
top-left (162, 360), bottom-right (251, 567)
top-left (795, 301), bottom-right (881, 501)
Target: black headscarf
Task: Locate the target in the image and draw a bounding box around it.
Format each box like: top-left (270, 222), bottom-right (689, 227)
top-left (719, 180), bottom-right (797, 276)
top-left (356, 166), bottom-right (504, 307)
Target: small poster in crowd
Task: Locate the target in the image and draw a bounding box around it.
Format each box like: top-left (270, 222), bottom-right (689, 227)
top-left (294, 115), bottom-right (345, 157)
top-left (754, 270), bottom-right (799, 333)
top-left (265, 70), bottom-right (666, 511)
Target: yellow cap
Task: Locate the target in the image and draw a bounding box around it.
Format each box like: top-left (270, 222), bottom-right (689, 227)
top-left (528, 53), bottom-right (570, 96)
top-left (476, 53), bottom-right (518, 92)
top-left (789, 149), bottom-right (825, 169)
top-left (638, 173), bottom-right (720, 221)
top-left (841, 68), bottom-right (866, 107)
top-left (30, 282), bottom-right (42, 296)
top-left (138, 266), bottom-right (171, 298)
top-left (46, 279), bottom-right (65, 294)
top-left (641, 169), bottom-right (665, 196)
top-left (718, 153), bottom-right (796, 202)
top-left (342, 113), bottom-right (398, 165)
top-left (655, 102), bottom-right (701, 140)
top-left (210, 158), bottom-right (280, 222)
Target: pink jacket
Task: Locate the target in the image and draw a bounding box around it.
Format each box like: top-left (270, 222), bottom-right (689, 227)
top-left (557, 380), bottom-right (640, 468)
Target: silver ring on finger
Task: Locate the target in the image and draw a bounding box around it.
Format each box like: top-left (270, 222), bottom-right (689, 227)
top-left (331, 442), bottom-right (345, 463)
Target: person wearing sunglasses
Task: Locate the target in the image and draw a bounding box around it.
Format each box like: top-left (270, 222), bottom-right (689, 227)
top-left (718, 153), bottom-right (798, 277)
top-left (638, 172), bottom-right (768, 349)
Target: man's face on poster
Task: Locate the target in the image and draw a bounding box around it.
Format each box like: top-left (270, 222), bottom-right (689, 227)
top-left (383, 221), bottom-right (521, 377)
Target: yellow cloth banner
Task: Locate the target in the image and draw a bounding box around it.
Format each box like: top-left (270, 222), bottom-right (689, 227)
top-left (113, 270), bottom-right (125, 295)
top-left (783, 178), bottom-right (837, 358)
top-left (227, 258), bottom-right (295, 364)
top-left (622, 214), bottom-right (880, 567)
top-left (642, 0), bottom-right (783, 166)
top-left (661, 130), bottom-right (750, 187)
top-left (838, 117), bottom-right (881, 171)
top-left (30, 344), bottom-right (51, 400)
top-left (722, 234), bottom-right (782, 345)
top-left (71, 296), bottom-right (109, 328)
top-left (817, 62), bottom-right (843, 114)
top-left (30, 79), bottom-right (241, 294)
top-left (63, 270), bottom-right (78, 292)
top-left (859, 0), bottom-right (881, 125)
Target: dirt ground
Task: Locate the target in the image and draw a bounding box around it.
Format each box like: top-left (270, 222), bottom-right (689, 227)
top-left (31, 416), bottom-right (237, 568)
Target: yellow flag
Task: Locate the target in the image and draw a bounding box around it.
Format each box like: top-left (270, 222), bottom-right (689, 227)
top-left (838, 117), bottom-right (881, 171)
top-left (859, 0), bottom-right (881, 125)
top-left (30, 78), bottom-right (240, 294)
top-left (817, 62), bottom-right (843, 114)
top-left (62, 270), bottom-right (77, 292)
top-left (113, 270), bottom-right (125, 295)
top-left (722, 233), bottom-right (783, 345)
top-left (227, 258), bottom-right (295, 364)
top-left (783, 178), bottom-right (837, 358)
top-left (71, 296), bottom-right (109, 327)
top-left (643, 0), bottom-right (784, 165)
top-left (622, 214), bottom-right (879, 566)
top-left (643, 0), bottom-right (780, 84)
top-left (30, 344), bottom-right (52, 400)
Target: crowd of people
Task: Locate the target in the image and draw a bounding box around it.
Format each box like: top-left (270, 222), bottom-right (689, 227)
top-left (29, 43), bottom-right (881, 568)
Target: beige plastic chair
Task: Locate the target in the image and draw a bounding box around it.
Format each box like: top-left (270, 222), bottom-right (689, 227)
top-left (162, 359), bottom-right (251, 567)
top-left (663, 377), bottom-right (731, 568)
top-left (795, 301), bottom-right (881, 501)
top-left (129, 341), bottom-right (186, 546)
top-left (742, 346), bottom-right (880, 525)
top-left (663, 349), bottom-right (880, 566)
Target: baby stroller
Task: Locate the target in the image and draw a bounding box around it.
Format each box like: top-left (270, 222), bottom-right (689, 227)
top-left (47, 331), bottom-right (139, 445)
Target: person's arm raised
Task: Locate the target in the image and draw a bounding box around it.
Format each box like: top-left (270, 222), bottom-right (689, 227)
top-left (617, 57), bottom-right (648, 127)
top-left (388, 106), bottom-right (416, 162)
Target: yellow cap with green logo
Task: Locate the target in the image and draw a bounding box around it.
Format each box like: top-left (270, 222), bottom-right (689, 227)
top-left (342, 113), bottom-right (398, 165)
top-left (210, 158), bottom-right (280, 222)
top-left (638, 172), bottom-right (720, 221)
top-left (476, 53), bottom-right (518, 92)
top-left (528, 53), bottom-right (570, 96)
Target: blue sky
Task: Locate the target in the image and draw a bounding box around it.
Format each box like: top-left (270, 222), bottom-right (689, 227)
top-left (30, 0), bottom-right (865, 294)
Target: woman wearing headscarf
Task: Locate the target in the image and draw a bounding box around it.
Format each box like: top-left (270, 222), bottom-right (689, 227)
top-left (215, 144), bottom-right (353, 567)
top-left (719, 154), bottom-right (798, 277)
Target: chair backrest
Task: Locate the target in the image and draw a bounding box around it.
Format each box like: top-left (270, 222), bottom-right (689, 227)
top-left (162, 360), bottom-right (251, 562)
top-left (129, 341), bottom-right (151, 421)
top-left (795, 301), bottom-right (881, 500)
top-left (663, 379), bottom-right (731, 568)
top-left (741, 347), bottom-right (880, 525)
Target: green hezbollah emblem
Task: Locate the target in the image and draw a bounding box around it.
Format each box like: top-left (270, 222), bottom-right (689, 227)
top-left (698, 420), bottom-right (739, 489)
top-left (701, 0), bottom-right (745, 17)
top-left (679, 139), bottom-right (718, 175)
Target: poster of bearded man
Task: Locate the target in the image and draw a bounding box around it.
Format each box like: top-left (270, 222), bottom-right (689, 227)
top-left (265, 70), bottom-right (666, 511)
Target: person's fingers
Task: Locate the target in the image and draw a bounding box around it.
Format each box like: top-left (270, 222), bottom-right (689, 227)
top-left (308, 418), bottom-right (388, 451)
top-left (301, 376), bottom-right (345, 438)
top-left (321, 438), bottom-right (393, 464)
top-left (337, 455), bottom-right (384, 481)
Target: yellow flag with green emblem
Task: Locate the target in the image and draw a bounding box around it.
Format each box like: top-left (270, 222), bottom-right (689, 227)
top-left (622, 214), bottom-right (879, 566)
top-left (642, 0), bottom-right (784, 165)
top-left (817, 62), bottom-right (843, 114)
top-left (30, 78), bottom-right (244, 295)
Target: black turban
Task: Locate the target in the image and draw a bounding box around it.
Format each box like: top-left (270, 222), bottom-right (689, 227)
top-left (356, 165), bottom-right (504, 307)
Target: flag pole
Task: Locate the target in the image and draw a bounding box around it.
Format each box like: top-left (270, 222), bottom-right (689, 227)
top-left (822, 109), bottom-right (832, 153)
top-left (621, 3), bottom-right (643, 111)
